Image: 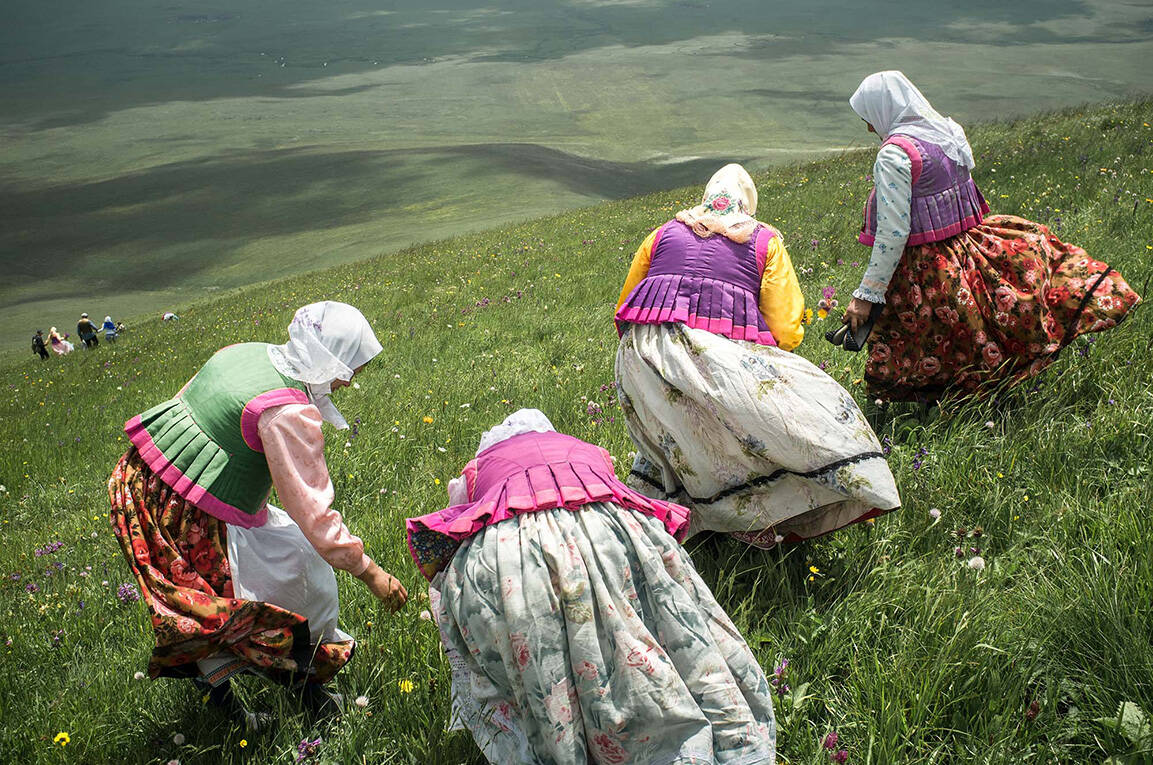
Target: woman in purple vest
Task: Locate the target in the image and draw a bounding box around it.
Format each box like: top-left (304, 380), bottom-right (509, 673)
top-left (408, 409), bottom-right (778, 764)
top-left (614, 164), bottom-right (900, 548)
top-left (845, 71), bottom-right (1141, 402)
top-left (108, 302), bottom-right (407, 724)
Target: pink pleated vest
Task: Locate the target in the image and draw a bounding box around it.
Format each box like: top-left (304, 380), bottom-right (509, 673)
top-left (406, 431), bottom-right (691, 580)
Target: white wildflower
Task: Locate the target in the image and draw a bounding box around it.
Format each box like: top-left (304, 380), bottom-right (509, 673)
top-left (967, 556), bottom-right (986, 571)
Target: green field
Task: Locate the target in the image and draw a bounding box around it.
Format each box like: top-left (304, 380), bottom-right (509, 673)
top-left (1, 100), bottom-right (1151, 763)
top-left (4, 0), bottom-right (1153, 340)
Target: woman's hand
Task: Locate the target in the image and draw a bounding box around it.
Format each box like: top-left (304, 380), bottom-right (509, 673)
top-left (843, 296), bottom-right (874, 332)
top-left (356, 561), bottom-right (408, 611)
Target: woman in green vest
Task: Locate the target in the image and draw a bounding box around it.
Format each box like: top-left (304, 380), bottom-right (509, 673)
top-left (108, 301), bottom-right (407, 723)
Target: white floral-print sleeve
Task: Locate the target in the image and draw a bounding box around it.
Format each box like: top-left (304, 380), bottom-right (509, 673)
top-left (855, 144), bottom-right (913, 304)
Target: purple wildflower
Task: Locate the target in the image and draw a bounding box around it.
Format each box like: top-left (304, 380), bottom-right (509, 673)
top-left (881, 436), bottom-right (892, 456)
top-left (25, 582), bottom-right (39, 594)
top-left (822, 286), bottom-right (836, 301)
top-left (770, 659), bottom-right (791, 699)
top-left (833, 750), bottom-right (849, 764)
top-left (823, 732), bottom-right (839, 749)
top-left (34, 541), bottom-right (64, 557)
top-left (296, 737), bottom-right (323, 763)
top-left (810, 238), bottom-right (820, 250)
top-left (116, 583), bottom-right (140, 604)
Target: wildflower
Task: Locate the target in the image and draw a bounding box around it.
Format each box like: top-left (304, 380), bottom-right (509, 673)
top-left (822, 286), bottom-right (836, 301)
top-left (398, 679), bottom-right (414, 694)
top-left (773, 534), bottom-right (784, 544)
top-left (117, 583), bottom-right (140, 604)
top-left (419, 609), bottom-right (432, 621)
top-left (296, 736), bottom-right (323, 763)
top-left (954, 546), bottom-right (964, 558)
top-left (929, 508), bottom-right (941, 520)
top-left (134, 671), bottom-right (146, 680)
top-left (771, 659), bottom-right (790, 698)
top-left (823, 732), bottom-right (839, 749)
top-left (354, 695), bottom-right (369, 708)
top-left (984, 421), bottom-right (994, 429)
top-left (167, 760), bottom-right (180, 765)
top-left (54, 732), bottom-right (70, 746)
top-left (803, 308), bottom-right (813, 325)
top-left (25, 582), bottom-right (39, 594)
top-left (172, 733), bottom-right (185, 745)
top-left (422, 416), bottom-right (434, 424)
top-left (967, 556), bottom-right (986, 571)
top-left (832, 750), bottom-right (849, 764)
top-left (809, 565), bottom-right (820, 574)
top-left (239, 739), bottom-right (248, 748)
top-left (817, 309), bottom-right (829, 320)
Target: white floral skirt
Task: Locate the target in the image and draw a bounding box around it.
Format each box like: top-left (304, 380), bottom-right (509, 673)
top-left (432, 503), bottom-right (776, 765)
top-left (615, 323), bottom-right (900, 546)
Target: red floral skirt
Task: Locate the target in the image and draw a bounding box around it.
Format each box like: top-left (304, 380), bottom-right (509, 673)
top-left (108, 448), bottom-right (353, 683)
top-left (866, 215), bottom-right (1141, 401)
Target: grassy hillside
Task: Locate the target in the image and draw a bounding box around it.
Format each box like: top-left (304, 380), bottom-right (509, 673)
top-left (0, 100), bottom-right (1150, 764)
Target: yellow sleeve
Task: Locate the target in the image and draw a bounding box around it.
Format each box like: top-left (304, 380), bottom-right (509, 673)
top-left (759, 235), bottom-right (805, 351)
top-left (616, 229), bottom-right (658, 311)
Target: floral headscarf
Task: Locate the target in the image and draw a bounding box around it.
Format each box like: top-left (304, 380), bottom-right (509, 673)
top-left (675, 163), bottom-right (763, 243)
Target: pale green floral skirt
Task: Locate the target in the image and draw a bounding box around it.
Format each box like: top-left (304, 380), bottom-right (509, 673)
top-left (432, 503), bottom-right (776, 765)
top-left (616, 323), bottom-right (901, 547)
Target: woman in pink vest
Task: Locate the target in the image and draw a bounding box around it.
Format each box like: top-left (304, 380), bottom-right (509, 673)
top-left (108, 302), bottom-right (406, 725)
top-left (845, 71), bottom-right (1141, 402)
top-left (614, 164), bottom-right (901, 548)
top-left (408, 410), bottom-right (778, 764)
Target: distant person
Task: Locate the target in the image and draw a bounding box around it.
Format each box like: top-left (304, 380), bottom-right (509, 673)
top-left (162, 311), bottom-right (179, 321)
top-left (614, 163), bottom-right (900, 547)
top-left (31, 330), bottom-right (49, 360)
top-left (408, 409), bottom-right (778, 765)
top-left (108, 301), bottom-right (406, 725)
top-left (844, 71), bottom-right (1142, 402)
top-left (48, 327), bottom-right (73, 355)
top-left (76, 313), bottom-right (99, 349)
top-left (102, 316), bottom-right (118, 343)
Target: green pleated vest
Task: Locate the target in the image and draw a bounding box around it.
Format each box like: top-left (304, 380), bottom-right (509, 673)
top-left (124, 343), bottom-right (308, 527)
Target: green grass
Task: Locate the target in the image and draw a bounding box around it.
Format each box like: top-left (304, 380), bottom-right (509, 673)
top-left (1, 100), bottom-right (1152, 763)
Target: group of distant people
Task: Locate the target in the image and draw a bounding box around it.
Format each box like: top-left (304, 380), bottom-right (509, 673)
top-left (105, 72), bottom-right (1140, 764)
top-left (31, 313), bottom-right (125, 359)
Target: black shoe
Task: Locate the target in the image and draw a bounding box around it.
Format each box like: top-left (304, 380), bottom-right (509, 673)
top-left (192, 679), bottom-right (273, 732)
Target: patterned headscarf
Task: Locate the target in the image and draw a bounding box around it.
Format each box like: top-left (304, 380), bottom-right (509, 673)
top-left (268, 301), bottom-right (382, 429)
top-left (675, 164), bottom-right (762, 243)
top-left (849, 71), bottom-right (975, 170)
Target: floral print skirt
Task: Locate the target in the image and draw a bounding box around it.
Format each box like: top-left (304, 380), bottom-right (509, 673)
top-left (433, 503), bottom-right (777, 765)
top-left (107, 448), bottom-right (353, 684)
top-left (615, 323), bottom-right (901, 547)
top-left (866, 214), bottom-right (1141, 402)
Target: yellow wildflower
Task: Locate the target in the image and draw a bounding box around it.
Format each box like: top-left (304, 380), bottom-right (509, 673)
top-left (398, 678), bottom-right (414, 694)
top-left (422, 416), bottom-right (434, 424)
top-left (809, 565), bottom-right (820, 574)
top-left (239, 739), bottom-right (248, 748)
top-left (54, 732), bottom-right (70, 747)
top-left (817, 308), bottom-right (828, 320)
top-left (803, 308), bottom-right (813, 325)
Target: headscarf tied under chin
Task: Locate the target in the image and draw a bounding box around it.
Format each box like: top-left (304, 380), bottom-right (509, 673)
top-left (267, 301), bottom-right (383, 429)
top-left (849, 70), bottom-right (975, 170)
top-left (675, 163), bottom-right (763, 244)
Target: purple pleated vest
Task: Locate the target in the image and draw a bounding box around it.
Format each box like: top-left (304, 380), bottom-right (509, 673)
top-left (615, 220), bottom-right (778, 346)
top-left (859, 135), bottom-right (989, 247)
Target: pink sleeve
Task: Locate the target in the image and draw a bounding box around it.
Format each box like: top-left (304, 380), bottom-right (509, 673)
top-left (259, 403), bottom-right (371, 575)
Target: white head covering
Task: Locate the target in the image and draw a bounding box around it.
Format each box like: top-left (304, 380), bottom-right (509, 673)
top-left (476, 408), bottom-right (555, 456)
top-left (268, 301), bottom-right (382, 429)
top-left (849, 71), bottom-right (975, 170)
top-left (675, 163), bottom-right (763, 244)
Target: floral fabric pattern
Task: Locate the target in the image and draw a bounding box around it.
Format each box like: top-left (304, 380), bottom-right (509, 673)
top-left (434, 503), bottom-right (776, 765)
top-left (866, 214), bottom-right (1141, 401)
top-left (615, 323), bottom-right (900, 546)
top-left (108, 448), bottom-right (353, 683)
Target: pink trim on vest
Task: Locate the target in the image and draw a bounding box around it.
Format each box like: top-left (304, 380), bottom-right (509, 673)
top-left (615, 305), bottom-right (777, 346)
top-left (883, 135), bottom-right (923, 185)
top-left (753, 227), bottom-right (778, 275)
top-left (240, 388), bottom-right (310, 453)
top-left (858, 209), bottom-right (988, 247)
top-left (650, 222), bottom-right (668, 253)
top-left (125, 415), bottom-right (268, 528)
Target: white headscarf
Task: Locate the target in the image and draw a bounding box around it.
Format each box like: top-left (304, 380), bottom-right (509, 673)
top-left (675, 163), bottom-right (763, 244)
top-left (476, 408), bottom-right (555, 456)
top-left (849, 71), bottom-right (975, 170)
top-left (268, 301), bottom-right (383, 429)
